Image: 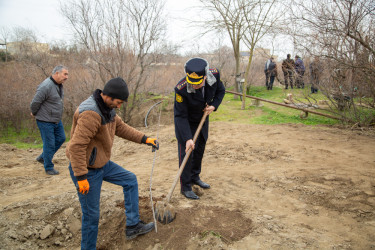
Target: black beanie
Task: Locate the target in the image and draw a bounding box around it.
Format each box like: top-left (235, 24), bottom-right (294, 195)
top-left (102, 77), bottom-right (129, 101)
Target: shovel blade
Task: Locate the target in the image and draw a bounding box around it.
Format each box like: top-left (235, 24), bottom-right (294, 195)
top-left (155, 201), bottom-right (176, 224)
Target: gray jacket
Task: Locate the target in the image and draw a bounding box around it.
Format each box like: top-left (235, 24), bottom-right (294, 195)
top-left (30, 77), bottom-right (64, 123)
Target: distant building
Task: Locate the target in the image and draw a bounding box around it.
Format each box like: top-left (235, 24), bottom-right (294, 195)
top-left (0, 40), bottom-right (7, 51)
top-left (240, 48), bottom-right (278, 62)
top-left (5, 41), bottom-right (49, 55)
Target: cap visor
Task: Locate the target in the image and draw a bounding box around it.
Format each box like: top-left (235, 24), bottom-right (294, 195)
top-left (186, 76), bottom-right (203, 85)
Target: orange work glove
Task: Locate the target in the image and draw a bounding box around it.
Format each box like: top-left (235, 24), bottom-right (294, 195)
top-left (77, 179), bottom-right (90, 195)
top-left (146, 137), bottom-right (159, 150)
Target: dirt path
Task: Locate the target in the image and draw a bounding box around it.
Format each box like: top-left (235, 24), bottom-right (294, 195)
top-left (1, 123), bottom-right (375, 249)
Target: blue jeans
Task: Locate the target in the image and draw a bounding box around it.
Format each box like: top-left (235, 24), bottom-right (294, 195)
top-left (267, 76), bottom-right (275, 90)
top-left (36, 120), bottom-right (66, 171)
top-left (69, 161), bottom-right (140, 250)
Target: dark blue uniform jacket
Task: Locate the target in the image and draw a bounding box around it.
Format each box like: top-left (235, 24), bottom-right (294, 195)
top-left (174, 68), bottom-right (225, 143)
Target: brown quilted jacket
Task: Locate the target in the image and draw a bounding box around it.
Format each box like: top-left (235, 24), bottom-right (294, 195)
top-left (66, 107), bottom-right (144, 178)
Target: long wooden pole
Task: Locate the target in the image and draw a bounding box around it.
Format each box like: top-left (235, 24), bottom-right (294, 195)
top-left (225, 90), bottom-right (344, 121)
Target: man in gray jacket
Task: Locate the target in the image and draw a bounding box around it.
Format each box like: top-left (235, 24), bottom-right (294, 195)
top-left (30, 65), bottom-right (69, 175)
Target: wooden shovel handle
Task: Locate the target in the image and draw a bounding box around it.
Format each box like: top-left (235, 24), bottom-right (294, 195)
top-left (166, 111), bottom-right (209, 202)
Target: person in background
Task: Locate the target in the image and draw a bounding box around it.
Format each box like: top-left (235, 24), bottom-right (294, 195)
top-left (66, 77), bottom-right (158, 249)
top-left (282, 54), bottom-right (295, 89)
top-left (295, 55), bottom-right (306, 88)
top-left (174, 58), bottom-right (225, 200)
top-left (267, 57), bottom-right (278, 90)
top-left (309, 56), bottom-right (323, 94)
top-left (264, 57), bottom-right (272, 88)
top-left (30, 65), bottom-right (69, 175)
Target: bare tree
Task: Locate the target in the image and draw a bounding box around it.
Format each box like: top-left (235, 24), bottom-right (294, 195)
top-left (7, 27), bottom-right (54, 77)
top-left (289, 0), bottom-right (375, 125)
top-left (61, 0), bottom-right (167, 122)
top-left (0, 27), bottom-right (12, 62)
top-left (0, 27), bottom-right (69, 133)
top-left (210, 45), bottom-right (235, 87)
top-left (199, 0), bottom-right (250, 99)
top-left (241, 0), bottom-right (283, 109)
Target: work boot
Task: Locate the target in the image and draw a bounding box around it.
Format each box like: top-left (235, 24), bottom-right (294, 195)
top-left (36, 155), bottom-right (44, 164)
top-left (192, 179), bottom-right (210, 189)
top-left (181, 190), bottom-right (199, 200)
top-left (126, 221), bottom-right (154, 240)
top-left (46, 169), bottom-right (59, 175)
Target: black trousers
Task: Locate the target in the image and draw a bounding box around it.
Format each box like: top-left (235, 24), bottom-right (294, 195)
top-left (178, 133), bottom-right (206, 191)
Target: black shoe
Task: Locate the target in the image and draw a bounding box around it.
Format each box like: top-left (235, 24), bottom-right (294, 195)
top-left (181, 190), bottom-right (199, 200)
top-left (36, 155), bottom-right (44, 164)
top-left (46, 169), bottom-right (59, 175)
top-left (192, 180), bottom-right (210, 189)
top-left (126, 221), bottom-right (154, 240)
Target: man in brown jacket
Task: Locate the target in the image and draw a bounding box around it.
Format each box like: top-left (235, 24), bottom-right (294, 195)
top-left (66, 77), bottom-right (159, 249)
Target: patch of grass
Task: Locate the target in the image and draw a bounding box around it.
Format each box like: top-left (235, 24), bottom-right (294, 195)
top-left (212, 97), bottom-right (256, 123)
top-left (213, 86), bottom-right (340, 125)
top-left (337, 105), bottom-right (375, 125)
top-left (200, 230), bottom-right (223, 240)
top-left (0, 122), bottom-right (71, 149)
top-left (252, 106), bottom-right (336, 125)
top-left (0, 127), bottom-right (43, 149)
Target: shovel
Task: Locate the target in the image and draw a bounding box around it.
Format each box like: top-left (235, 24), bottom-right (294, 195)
top-left (155, 111), bottom-right (209, 224)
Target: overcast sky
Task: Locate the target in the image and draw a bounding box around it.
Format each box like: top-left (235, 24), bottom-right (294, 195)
top-left (0, 0), bottom-right (292, 57)
top-left (0, 0), bottom-right (69, 41)
top-left (0, 0), bottom-right (212, 51)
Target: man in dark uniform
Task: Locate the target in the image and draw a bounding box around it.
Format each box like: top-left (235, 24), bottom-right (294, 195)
top-left (174, 57), bottom-right (225, 200)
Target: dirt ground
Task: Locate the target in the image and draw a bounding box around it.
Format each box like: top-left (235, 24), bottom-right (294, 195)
top-left (1, 122), bottom-right (375, 249)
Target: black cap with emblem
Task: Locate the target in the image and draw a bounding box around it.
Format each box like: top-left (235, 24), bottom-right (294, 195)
top-left (185, 58), bottom-right (207, 85)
